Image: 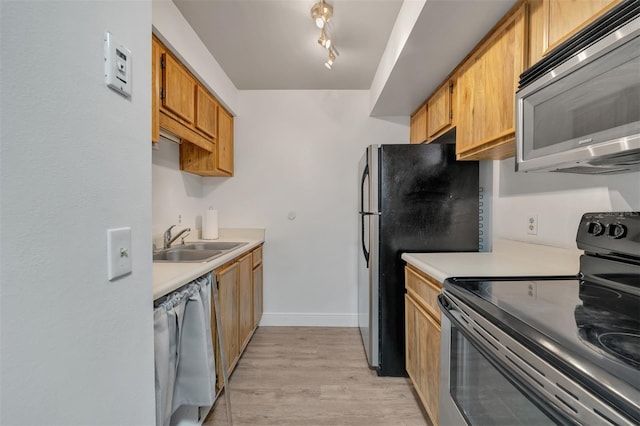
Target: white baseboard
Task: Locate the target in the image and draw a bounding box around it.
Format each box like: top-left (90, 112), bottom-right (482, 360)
top-left (259, 312), bottom-right (358, 327)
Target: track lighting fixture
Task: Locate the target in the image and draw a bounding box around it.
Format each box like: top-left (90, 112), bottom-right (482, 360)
top-left (311, 0), bottom-right (337, 69)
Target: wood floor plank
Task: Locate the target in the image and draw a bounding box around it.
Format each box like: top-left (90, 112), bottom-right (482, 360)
top-left (204, 327), bottom-right (429, 426)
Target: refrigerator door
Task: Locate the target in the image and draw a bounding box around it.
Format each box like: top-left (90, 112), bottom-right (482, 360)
top-left (357, 145), bottom-right (379, 368)
top-left (377, 143), bottom-right (479, 376)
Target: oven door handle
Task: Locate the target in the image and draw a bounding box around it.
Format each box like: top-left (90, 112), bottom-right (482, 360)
top-left (438, 294), bottom-right (467, 327)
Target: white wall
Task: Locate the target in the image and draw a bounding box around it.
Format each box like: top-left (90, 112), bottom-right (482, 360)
top-left (492, 158), bottom-right (640, 248)
top-left (152, 140), bottom-right (204, 244)
top-left (202, 90), bottom-right (408, 326)
top-left (0, 2), bottom-right (155, 424)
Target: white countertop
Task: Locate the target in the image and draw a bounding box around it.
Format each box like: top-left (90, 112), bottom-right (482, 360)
top-left (153, 228), bottom-right (265, 300)
top-left (402, 239), bottom-right (582, 283)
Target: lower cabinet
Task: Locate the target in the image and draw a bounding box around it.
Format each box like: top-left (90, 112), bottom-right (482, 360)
top-left (215, 261), bottom-right (240, 380)
top-left (238, 253), bottom-right (253, 352)
top-left (405, 265), bottom-right (442, 425)
top-left (212, 244), bottom-right (264, 390)
top-left (252, 245), bottom-right (264, 328)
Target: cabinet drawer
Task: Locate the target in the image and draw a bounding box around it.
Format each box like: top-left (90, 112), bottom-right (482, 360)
top-left (252, 245), bottom-right (263, 268)
top-left (405, 265), bottom-right (441, 323)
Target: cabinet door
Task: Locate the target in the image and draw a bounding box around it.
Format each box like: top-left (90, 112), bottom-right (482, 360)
top-left (195, 86), bottom-right (217, 139)
top-left (162, 53), bottom-right (196, 124)
top-left (410, 104), bottom-right (427, 144)
top-left (418, 302), bottom-right (440, 425)
top-left (544, 0), bottom-right (618, 53)
top-left (216, 262), bottom-right (239, 377)
top-left (238, 253), bottom-right (253, 351)
top-left (252, 263), bottom-right (263, 329)
top-left (427, 81), bottom-right (453, 140)
top-left (456, 4), bottom-right (527, 160)
top-left (405, 294), bottom-right (419, 384)
top-left (152, 38), bottom-right (160, 143)
top-left (406, 295), bottom-right (441, 425)
top-left (217, 107), bottom-right (234, 175)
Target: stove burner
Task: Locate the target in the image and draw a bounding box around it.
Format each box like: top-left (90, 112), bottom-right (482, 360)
top-left (598, 332), bottom-right (640, 368)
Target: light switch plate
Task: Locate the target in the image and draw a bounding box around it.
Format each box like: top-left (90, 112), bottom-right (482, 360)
top-left (107, 227), bottom-right (132, 281)
top-left (104, 31), bottom-right (132, 97)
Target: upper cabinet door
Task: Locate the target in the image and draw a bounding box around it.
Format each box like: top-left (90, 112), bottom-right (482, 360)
top-left (427, 81), bottom-right (453, 140)
top-left (455, 3), bottom-right (527, 160)
top-left (195, 85), bottom-right (218, 139)
top-left (151, 38), bottom-right (160, 143)
top-left (409, 104), bottom-right (427, 144)
top-left (217, 107), bottom-right (234, 176)
top-left (162, 53), bottom-right (196, 124)
top-left (544, 0), bottom-right (619, 54)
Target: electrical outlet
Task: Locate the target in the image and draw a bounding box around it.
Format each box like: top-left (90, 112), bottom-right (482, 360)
top-left (178, 214), bottom-right (182, 224)
top-left (527, 214), bottom-right (538, 235)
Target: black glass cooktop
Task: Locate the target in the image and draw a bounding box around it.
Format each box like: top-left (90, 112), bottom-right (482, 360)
top-left (444, 275), bottom-right (640, 418)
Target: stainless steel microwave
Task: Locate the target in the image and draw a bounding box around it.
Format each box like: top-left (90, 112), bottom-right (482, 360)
top-left (516, 6), bottom-right (640, 174)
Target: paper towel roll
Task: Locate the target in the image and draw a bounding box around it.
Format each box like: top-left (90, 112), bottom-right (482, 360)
top-left (203, 209), bottom-right (219, 240)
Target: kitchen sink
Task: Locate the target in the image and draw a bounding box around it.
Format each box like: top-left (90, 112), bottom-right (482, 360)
top-left (183, 241), bottom-right (247, 251)
top-left (153, 249), bottom-right (223, 263)
top-left (153, 241), bottom-right (248, 263)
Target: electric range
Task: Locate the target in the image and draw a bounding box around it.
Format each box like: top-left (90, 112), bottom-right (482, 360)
top-left (439, 212), bottom-right (639, 425)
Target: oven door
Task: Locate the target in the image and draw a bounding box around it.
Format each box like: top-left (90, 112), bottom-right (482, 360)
top-left (438, 295), bottom-right (567, 426)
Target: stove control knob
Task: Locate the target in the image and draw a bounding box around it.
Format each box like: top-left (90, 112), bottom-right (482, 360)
top-left (607, 223), bottom-right (627, 239)
top-left (587, 221), bottom-right (605, 236)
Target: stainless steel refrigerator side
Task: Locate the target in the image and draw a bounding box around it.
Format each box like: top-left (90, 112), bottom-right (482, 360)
top-left (357, 149), bottom-right (372, 367)
top-left (369, 145), bottom-right (380, 369)
top-left (357, 145), bottom-right (380, 369)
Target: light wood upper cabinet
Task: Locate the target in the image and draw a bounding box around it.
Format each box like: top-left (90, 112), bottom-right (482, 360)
top-left (427, 80), bottom-right (454, 141)
top-left (152, 38), bottom-right (160, 143)
top-left (217, 107), bottom-right (234, 175)
top-left (180, 104), bottom-right (234, 177)
top-left (528, 0), bottom-right (619, 64)
top-left (162, 53), bottom-right (196, 125)
top-left (544, 0), bottom-right (619, 53)
top-left (195, 86), bottom-right (218, 139)
top-left (409, 104), bottom-right (427, 144)
top-left (404, 265), bottom-right (441, 426)
top-left (153, 35), bottom-right (235, 176)
top-left (455, 3), bottom-right (527, 160)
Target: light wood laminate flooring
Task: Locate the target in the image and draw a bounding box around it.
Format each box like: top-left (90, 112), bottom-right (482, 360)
top-left (204, 327), bottom-right (429, 426)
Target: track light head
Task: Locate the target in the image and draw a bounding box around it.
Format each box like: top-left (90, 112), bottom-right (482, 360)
top-left (324, 49), bottom-right (336, 70)
top-left (317, 28), bottom-right (332, 49)
top-left (311, 1), bottom-right (333, 29)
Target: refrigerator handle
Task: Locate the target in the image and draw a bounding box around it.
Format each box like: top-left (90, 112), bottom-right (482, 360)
top-left (360, 164), bottom-right (370, 267)
top-left (361, 213), bottom-right (369, 267)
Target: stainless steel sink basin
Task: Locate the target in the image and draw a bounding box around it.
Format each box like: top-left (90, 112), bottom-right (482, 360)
top-left (153, 249), bottom-right (223, 263)
top-left (153, 241), bottom-right (248, 263)
top-left (183, 241), bottom-right (247, 251)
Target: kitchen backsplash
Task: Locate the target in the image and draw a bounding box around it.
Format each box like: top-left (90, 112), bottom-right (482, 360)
top-left (492, 158), bottom-right (640, 249)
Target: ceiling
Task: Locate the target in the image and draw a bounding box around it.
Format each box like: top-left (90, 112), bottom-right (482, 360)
top-left (173, 0), bottom-right (517, 116)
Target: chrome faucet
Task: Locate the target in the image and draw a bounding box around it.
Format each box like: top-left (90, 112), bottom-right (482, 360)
top-left (163, 225), bottom-right (191, 249)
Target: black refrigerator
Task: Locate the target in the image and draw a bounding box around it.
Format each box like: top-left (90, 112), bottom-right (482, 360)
top-left (357, 143), bottom-right (479, 377)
